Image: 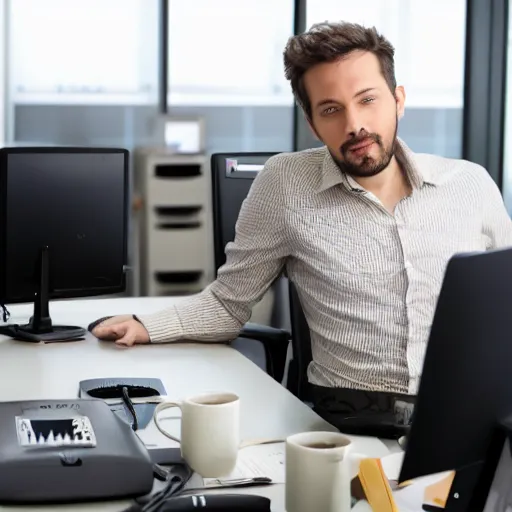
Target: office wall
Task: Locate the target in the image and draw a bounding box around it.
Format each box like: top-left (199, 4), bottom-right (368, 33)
top-left (13, 105), bottom-right (294, 153)
top-left (15, 105), bottom-right (462, 158)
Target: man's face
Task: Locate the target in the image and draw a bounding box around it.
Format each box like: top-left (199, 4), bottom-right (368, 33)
top-left (303, 50), bottom-right (405, 178)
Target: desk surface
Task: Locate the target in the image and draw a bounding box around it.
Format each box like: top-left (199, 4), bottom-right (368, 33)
top-left (0, 297), bottom-right (392, 511)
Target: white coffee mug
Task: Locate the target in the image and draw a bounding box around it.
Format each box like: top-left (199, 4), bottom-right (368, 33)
top-left (285, 431), bottom-right (354, 512)
top-left (155, 392), bottom-right (240, 478)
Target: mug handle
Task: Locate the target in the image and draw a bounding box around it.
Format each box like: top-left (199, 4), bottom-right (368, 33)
top-left (153, 401), bottom-right (183, 443)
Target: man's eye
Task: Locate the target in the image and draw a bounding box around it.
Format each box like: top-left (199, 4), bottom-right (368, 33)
top-left (323, 106), bottom-right (338, 115)
top-left (362, 97), bottom-right (375, 104)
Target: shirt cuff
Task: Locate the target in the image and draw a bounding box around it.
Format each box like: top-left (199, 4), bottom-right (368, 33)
top-left (136, 306), bottom-right (184, 344)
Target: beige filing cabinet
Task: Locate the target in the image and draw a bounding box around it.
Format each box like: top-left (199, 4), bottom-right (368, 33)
top-left (134, 147), bottom-right (214, 296)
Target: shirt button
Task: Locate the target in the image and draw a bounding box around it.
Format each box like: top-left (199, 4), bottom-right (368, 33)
top-left (405, 261), bottom-right (412, 269)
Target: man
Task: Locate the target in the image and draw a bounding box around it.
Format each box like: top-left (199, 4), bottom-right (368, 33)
top-left (93, 22), bottom-right (512, 419)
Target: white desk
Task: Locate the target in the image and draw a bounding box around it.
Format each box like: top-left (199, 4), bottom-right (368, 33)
top-left (0, 297), bottom-right (393, 511)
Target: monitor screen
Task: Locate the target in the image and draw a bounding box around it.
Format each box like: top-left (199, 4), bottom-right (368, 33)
top-left (0, 148), bottom-right (128, 303)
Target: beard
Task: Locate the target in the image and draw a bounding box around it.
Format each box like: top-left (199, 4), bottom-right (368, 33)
top-left (331, 118), bottom-right (398, 178)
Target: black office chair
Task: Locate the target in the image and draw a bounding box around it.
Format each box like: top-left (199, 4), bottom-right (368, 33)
top-left (287, 282), bottom-right (313, 401)
top-left (210, 152), bottom-right (312, 398)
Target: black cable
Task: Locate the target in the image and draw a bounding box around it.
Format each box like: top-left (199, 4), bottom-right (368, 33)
top-left (122, 386), bottom-right (138, 431)
top-left (143, 476), bottom-right (184, 512)
top-left (120, 464), bottom-right (193, 512)
top-left (0, 303), bottom-right (10, 322)
top-left (142, 465), bottom-right (193, 512)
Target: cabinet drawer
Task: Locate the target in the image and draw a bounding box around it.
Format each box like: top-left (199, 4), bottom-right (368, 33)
top-left (147, 276), bottom-right (206, 297)
top-left (147, 174), bottom-right (207, 206)
top-left (148, 226), bottom-right (210, 271)
top-left (151, 205), bottom-right (203, 229)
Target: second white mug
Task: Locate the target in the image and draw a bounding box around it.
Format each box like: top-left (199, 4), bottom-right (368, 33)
top-left (285, 431), bottom-right (354, 512)
top-left (155, 391), bottom-right (240, 478)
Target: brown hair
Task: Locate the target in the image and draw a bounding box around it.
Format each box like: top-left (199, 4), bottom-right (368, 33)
top-left (283, 22), bottom-right (396, 119)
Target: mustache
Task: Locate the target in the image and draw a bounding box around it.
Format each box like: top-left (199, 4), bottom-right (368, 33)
top-left (341, 133), bottom-right (382, 154)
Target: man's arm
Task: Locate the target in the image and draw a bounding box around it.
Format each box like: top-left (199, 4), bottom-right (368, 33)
top-left (135, 155), bottom-right (290, 343)
top-left (480, 168), bottom-right (512, 249)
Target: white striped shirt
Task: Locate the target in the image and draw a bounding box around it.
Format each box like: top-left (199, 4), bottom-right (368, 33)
top-left (139, 138), bottom-right (512, 394)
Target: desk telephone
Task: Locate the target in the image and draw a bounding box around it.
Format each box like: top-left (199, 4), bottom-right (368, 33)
top-left (0, 380), bottom-right (273, 510)
top-left (0, 378), bottom-right (167, 503)
top-left (0, 398), bottom-right (154, 503)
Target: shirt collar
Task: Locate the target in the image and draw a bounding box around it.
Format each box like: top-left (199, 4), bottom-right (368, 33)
top-left (318, 137), bottom-right (440, 193)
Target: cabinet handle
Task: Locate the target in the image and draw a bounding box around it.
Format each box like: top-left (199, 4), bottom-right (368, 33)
top-left (154, 271), bottom-right (202, 284)
top-left (156, 222), bottom-right (201, 229)
top-left (155, 164), bottom-right (201, 178)
top-left (154, 206), bottom-right (202, 216)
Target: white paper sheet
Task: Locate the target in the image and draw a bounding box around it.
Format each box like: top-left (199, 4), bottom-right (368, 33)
top-left (203, 442), bottom-right (286, 487)
top-left (380, 451), bottom-right (404, 481)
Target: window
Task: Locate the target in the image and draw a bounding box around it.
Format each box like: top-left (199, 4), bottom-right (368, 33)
top-left (301, 0), bottom-right (467, 157)
top-left (405, 1), bottom-right (466, 108)
top-left (167, 0), bottom-right (295, 106)
top-left (9, 0), bottom-right (158, 105)
top-left (502, 8), bottom-right (512, 212)
top-left (306, 0), bottom-right (466, 109)
top-left (0, 0), bottom-right (5, 142)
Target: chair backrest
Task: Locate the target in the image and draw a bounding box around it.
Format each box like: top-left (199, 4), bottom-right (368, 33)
top-left (210, 152), bottom-right (313, 400)
top-left (288, 283), bottom-right (313, 401)
top-left (210, 153), bottom-right (275, 272)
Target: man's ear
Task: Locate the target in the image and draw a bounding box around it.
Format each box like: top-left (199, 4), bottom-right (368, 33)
top-left (395, 86), bottom-right (406, 119)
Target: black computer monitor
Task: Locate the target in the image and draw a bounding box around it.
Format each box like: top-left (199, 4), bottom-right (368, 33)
top-left (0, 147), bottom-right (128, 342)
top-left (399, 247), bottom-right (512, 511)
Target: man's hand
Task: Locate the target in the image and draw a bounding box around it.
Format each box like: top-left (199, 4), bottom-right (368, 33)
top-left (91, 315), bottom-right (150, 346)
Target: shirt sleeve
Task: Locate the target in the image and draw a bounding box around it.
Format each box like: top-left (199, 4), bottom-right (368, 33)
top-left (480, 168), bottom-right (512, 249)
top-left (137, 154), bottom-right (290, 343)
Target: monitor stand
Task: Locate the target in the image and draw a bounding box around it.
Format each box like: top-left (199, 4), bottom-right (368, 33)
top-left (0, 246), bottom-right (86, 343)
top-left (440, 416), bottom-right (512, 511)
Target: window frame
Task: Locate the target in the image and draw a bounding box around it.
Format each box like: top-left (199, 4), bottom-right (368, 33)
top-left (462, 0), bottom-right (509, 188)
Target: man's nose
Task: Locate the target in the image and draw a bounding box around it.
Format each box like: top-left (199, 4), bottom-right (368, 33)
top-left (345, 108), bottom-right (363, 138)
